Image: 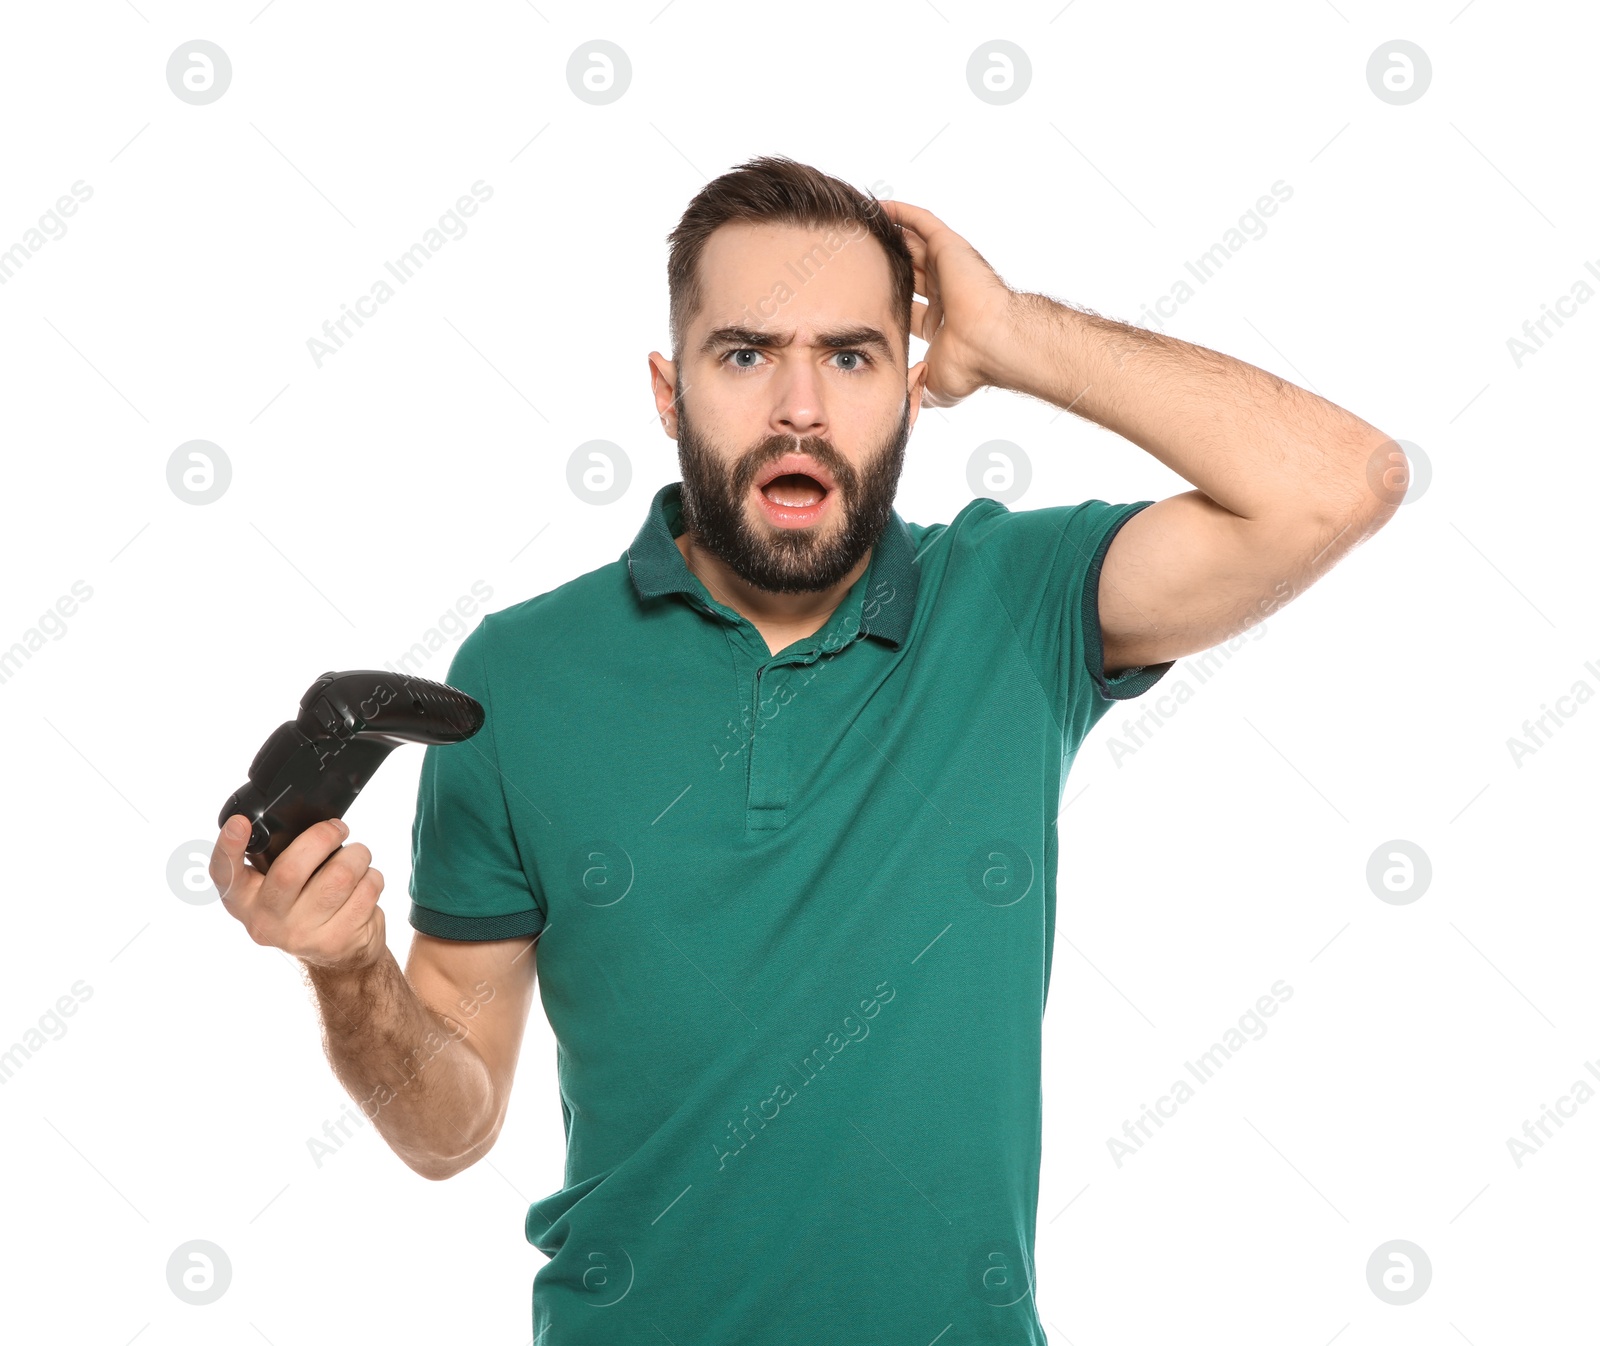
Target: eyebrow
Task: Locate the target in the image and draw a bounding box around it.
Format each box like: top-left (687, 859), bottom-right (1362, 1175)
top-left (699, 323), bottom-right (896, 364)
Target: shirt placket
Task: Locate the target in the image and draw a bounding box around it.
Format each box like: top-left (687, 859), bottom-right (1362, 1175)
top-left (732, 625), bottom-right (853, 834)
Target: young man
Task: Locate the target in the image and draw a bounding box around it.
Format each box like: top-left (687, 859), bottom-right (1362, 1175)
top-left (213, 156), bottom-right (1401, 1342)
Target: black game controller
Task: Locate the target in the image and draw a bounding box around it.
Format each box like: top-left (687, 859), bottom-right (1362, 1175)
top-left (218, 670), bottom-right (485, 871)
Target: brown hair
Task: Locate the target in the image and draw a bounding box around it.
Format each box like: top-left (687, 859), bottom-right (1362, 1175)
top-left (665, 155), bottom-right (914, 364)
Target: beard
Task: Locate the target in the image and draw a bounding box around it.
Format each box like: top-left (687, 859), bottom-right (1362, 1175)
top-left (674, 382), bottom-right (911, 595)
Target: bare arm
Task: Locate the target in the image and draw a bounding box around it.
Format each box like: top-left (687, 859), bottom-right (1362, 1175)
top-left (306, 932), bottom-right (537, 1179)
top-left (980, 297), bottom-right (1403, 671)
top-left (212, 814), bottom-right (539, 1180)
top-left (880, 198), bottom-right (1404, 675)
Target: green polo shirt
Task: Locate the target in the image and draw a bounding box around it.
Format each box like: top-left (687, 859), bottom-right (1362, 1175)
top-left (409, 480), bottom-right (1172, 1343)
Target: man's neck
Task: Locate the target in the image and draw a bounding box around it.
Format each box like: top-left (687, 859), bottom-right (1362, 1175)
top-left (674, 531), bottom-right (871, 658)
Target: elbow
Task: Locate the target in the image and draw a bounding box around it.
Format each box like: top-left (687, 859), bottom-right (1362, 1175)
top-left (1308, 433), bottom-right (1409, 545)
top-left (395, 1117), bottom-right (504, 1182)
top-left (408, 1157), bottom-right (466, 1182)
top-left (1355, 432), bottom-right (1412, 525)
top-left (401, 1140), bottom-right (489, 1182)
top-left (386, 1036), bottom-right (509, 1181)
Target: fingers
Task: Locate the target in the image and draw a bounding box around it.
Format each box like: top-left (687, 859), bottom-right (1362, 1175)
top-left (212, 815), bottom-right (259, 906)
top-left (882, 199), bottom-right (943, 239)
top-left (255, 818), bottom-right (352, 917)
top-left (289, 838), bottom-right (375, 931)
top-left (909, 298), bottom-right (930, 343)
top-left (335, 865), bottom-right (386, 942)
top-left (217, 813), bottom-right (386, 968)
top-left (884, 201), bottom-right (940, 294)
top-left (896, 226), bottom-right (932, 304)
top-left (907, 252), bottom-right (929, 301)
top-left (898, 219), bottom-right (929, 261)
top-left (898, 224), bottom-right (929, 276)
top-left (297, 866), bottom-right (386, 968)
top-left (911, 295), bottom-right (943, 346)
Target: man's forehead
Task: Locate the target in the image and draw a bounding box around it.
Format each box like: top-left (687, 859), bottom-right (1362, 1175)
top-left (694, 219), bottom-right (897, 343)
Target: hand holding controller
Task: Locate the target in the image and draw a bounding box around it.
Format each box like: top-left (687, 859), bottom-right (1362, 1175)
top-left (211, 814), bottom-right (385, 970)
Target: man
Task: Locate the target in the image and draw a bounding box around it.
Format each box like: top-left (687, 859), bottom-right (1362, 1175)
top-left (213, 155), bottom-right (1401, 1342)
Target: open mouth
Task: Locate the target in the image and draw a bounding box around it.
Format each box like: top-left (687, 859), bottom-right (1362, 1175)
top-left (752, 455), bottom-right (837, 528)
top-left (756, 474), bottom-right (832, 527)
top-left (760, 473), bottom-right (828, 509)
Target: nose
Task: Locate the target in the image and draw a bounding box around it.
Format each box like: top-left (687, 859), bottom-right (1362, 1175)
top-left (770, 360), bottom-right (826, 439)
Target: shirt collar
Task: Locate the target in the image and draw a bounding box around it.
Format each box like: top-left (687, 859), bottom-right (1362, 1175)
top-left (626, 481), bottom-right (918, 648)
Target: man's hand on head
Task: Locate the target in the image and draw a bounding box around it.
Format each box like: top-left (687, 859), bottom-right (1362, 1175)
top-left (881, 199), bottom-right (1016, 410)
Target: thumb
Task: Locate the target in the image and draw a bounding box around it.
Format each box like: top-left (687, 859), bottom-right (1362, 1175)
top-left (213, 814), bottom-right (254, 896)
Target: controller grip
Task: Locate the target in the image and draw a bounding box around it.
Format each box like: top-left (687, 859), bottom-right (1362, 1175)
top-left (295, 669), bottom-right (485, 744)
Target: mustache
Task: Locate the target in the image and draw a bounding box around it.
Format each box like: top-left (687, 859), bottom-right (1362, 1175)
top-left (733, 436), bottom-right (857, 496)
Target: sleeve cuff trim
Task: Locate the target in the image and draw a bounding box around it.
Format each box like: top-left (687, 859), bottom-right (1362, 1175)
top-left (408, 901), bottom-right (546, 942)
top-left (1084, 501), bottom-right (1177, 702)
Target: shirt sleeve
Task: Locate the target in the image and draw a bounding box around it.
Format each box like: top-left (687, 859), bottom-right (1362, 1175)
top-left (965, 497), bottom-right (1175, 747)
top-left (407, 615), bottom-right (548, 941)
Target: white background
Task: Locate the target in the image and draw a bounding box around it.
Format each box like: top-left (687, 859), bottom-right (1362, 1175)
top-left (1, 2), bottom-right (1594, 1342)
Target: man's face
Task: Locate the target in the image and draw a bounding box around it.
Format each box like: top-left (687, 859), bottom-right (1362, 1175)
top-left (653, 220), bottom-right (926, 594)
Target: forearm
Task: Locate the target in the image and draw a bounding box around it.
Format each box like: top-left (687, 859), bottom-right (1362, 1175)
top-left (981, 292), bottom-right (1390, 526)
top-left (304, 948), bottom-right (499, 1180)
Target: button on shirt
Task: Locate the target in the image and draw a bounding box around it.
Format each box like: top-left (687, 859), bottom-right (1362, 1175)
top-left (408, 480), bottom-right (1173, 1343)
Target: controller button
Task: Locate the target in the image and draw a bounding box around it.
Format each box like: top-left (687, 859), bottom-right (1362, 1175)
top-left (300, 673), bottom-right (339, 711)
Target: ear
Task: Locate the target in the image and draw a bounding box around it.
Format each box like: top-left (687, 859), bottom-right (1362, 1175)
top-left (647, 351), bottom-right (679, 438)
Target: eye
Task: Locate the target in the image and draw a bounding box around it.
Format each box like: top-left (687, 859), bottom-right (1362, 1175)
top-left (718, 348), bottom-right (875, 374)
